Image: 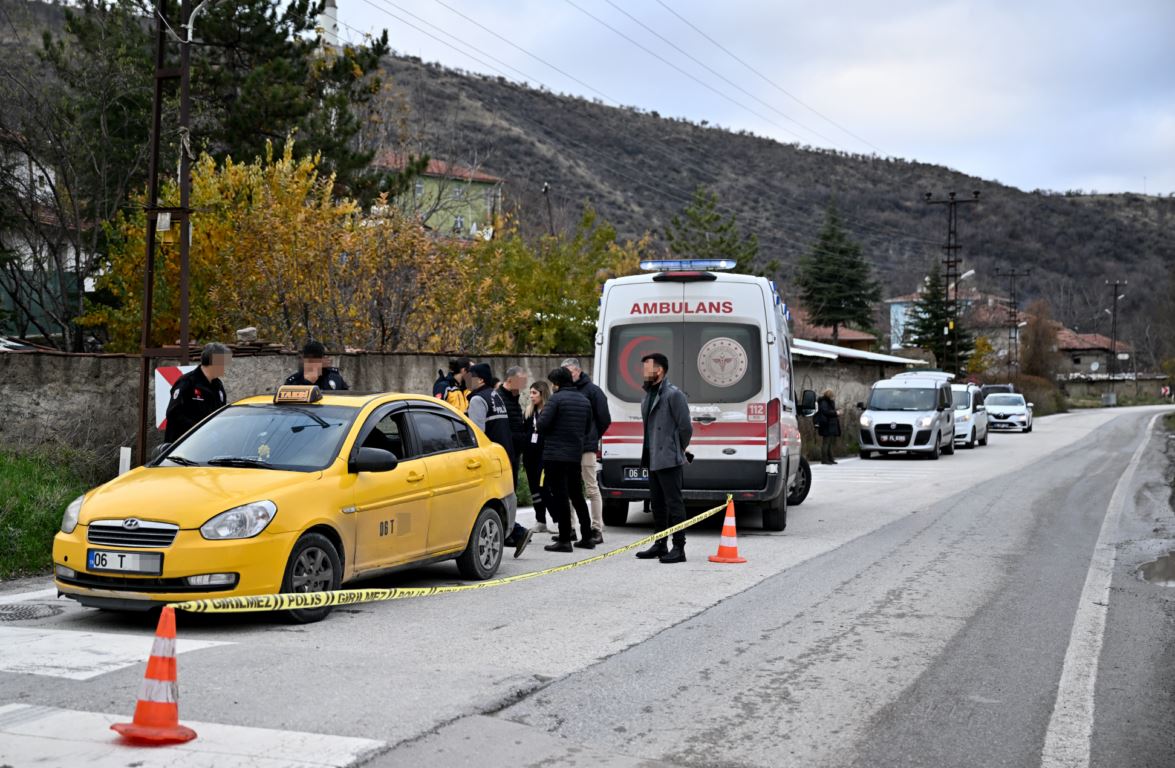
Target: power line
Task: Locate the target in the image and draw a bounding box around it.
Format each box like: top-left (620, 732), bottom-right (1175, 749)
top-left (652, 0), bottom-right (884, 155)
top-left (599, 0), bottom-right (842, 150)
top-left (560, 0), bottom-right (808, 144)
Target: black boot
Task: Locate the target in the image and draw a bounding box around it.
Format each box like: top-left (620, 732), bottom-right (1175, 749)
top-left (636, 541), bottom-right (668, 559)
top-left (659, 545), bottom-right (686, 564)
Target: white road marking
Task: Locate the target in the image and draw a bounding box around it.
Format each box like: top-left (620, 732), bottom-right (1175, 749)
top-left (0, 627), bottom-right (229, 680)
top-left (1040, 412), bottom-right (1162, 768)
top-left (0, 704), bottom-right (384, 768)
top-left (0, 587), bottom-right (57, 604)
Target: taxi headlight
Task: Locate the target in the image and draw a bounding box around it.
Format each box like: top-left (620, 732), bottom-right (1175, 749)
top-left (61, 495), bottom-right (84, 534)
top-left (200, 500), bottom-right (277, 540)
top-left (859, 415), bottom-right (873, 428)
top-left (916, 416), bottom-right (934, 428)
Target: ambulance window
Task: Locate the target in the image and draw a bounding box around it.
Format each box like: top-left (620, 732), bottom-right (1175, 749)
top-left (606, 323), bottom-right (681, 403)
top-left (682, 324), bottom-right (762, 404)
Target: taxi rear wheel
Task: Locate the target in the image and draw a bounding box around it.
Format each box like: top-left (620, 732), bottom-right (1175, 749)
top-left (456, 507), bottom-right (503, 581)
top-left (281, 533), bottom-right (341, 624)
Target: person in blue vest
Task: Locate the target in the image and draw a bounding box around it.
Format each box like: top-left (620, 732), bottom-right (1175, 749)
top-left (468, 363), bottom-right (533, 558)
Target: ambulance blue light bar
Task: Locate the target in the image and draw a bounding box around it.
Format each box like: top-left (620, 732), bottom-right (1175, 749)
top-left (639, 259), bottom-right (737, 272)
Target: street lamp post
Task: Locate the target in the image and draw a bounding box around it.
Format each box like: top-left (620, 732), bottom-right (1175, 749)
top-left (1106, 280), bottom-right (1126, 401)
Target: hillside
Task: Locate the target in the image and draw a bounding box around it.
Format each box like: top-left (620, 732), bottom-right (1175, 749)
top-left (376, 55), bottom-right (1174, 365)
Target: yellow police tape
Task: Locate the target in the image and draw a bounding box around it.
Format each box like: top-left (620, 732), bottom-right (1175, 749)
top-left (174, 496), bottom-right (732, 613)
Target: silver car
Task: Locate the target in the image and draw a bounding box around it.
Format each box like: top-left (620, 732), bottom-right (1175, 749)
top-left (858, 377), bottom-right (956, 459)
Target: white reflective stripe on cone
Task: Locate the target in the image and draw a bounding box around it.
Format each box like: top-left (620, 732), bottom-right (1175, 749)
top-left (138, 677), bottom-right (179, 704)
top-left (150, 637), bottom-right (176, 658)
top-left (720, 536), bottom-right (739, 548)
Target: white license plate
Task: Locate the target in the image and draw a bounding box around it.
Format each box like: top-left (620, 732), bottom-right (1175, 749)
top-left (624, 467), bottom-right (649, 481)
top-left (87, 549), bottom-right (162, 575)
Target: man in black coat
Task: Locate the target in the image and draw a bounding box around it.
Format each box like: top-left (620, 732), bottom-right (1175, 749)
top-left (814, 389), bottom-right (841, 465)
top-left (496, 366), bottom-right (530, 485)
top-left (562, 357), bottom-right (611, 544)
top-left (635, 353), bottom-right (693, 564)
top-left (164, 342), bottom-right (231, 443)
top-left (537, 367), bottom-right (595, 552)
top-left (285, 341), bottom-right (348, 390)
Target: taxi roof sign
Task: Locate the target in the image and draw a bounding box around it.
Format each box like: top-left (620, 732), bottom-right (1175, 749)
top-left (274, 385), bottom-right (323, 404)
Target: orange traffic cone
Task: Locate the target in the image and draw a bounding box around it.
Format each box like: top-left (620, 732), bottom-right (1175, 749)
top-left (112, 606), bottom-right (197, 745)
top-left (708, 499), bottom-right (747, 564)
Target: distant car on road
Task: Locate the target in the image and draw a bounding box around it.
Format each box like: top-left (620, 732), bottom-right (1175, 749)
top-left (951, 383), bottom-right (989, 448)
top-left (985, 393), bottom-right (1034, 433)
top-left (52, 386), bottom-right (517, 623)
top-left (980, 383), bottom-right (1016, 400)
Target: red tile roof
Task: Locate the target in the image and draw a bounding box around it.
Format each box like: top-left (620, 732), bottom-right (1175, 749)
top-left (1055, 327), bottom-right (1130, 353)
top-left (372, 150), bottom-right (503, 184)
top-left (790, 307), bottom-right (877, 344)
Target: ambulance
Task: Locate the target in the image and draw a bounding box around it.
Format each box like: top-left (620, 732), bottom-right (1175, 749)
top-left (594, 259), bottom-right (816, 531)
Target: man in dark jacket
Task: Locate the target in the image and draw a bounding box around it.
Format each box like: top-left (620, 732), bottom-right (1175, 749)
top-left (537, 367), bottom-right (595, 552)
top-left (468, 363), bottom-right (532, 557)
top-left (496, 366), bottom-right (529, 485)
top-left (562, 357), bottom-right (611, 544)
top-left (635, 353), bottom-right (693, 564)
top-left (164, 342), bottom-right (231, 443)
top-left (285, 341), bottom-right (348, 390)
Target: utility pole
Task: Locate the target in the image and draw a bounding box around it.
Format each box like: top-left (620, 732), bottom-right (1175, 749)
top-left (925, 191), bottom-right (980, 374)
top-left (542, 181), bottom-right (554, 236)
top-left (1106, 279), bottom-right (1126, 400)
top-left (995, 267), bottom-right (1030, 375)
top-left (135, 0), bottom-right (198, 466)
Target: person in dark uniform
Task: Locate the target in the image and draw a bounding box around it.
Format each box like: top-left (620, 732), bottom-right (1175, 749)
top-left (468, 363), bottom-right (533, 557)
top-left (635, 352), bottom-right (693, 564)
top-left (164, 342), bottom-right (231, 443)
top-left (285, 341), bottom-right (348, 390)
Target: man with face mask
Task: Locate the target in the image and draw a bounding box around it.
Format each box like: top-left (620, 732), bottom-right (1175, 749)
top-left (634, 352), bottom-right (693, 564)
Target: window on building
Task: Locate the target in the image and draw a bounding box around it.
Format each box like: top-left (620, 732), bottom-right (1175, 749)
top-left (414, 180), bottom-right (424, 198)
top-left (1072, 356), bottom-right (1081, 364)
top-left (453, 215), bottom-right (465, 232)
top-left (451, 186), bottom-right (465, 200)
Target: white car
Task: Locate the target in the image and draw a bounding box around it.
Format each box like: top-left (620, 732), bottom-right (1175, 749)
top-left (985, 393), bottom-right (1034, 432)
top-left (952, 384), bottom-right (989, 448)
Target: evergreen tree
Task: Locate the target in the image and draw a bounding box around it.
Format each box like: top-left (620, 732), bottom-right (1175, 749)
top-left (795, 202), bottom-right (880, 342)
top-left (664, 186), bottom-right (762, 274)
top-left (904, 261), bottom-right (974, 374)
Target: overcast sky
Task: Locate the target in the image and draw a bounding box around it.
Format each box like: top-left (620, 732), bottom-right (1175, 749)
top-left (338, 0), bottom-right (1174, 195)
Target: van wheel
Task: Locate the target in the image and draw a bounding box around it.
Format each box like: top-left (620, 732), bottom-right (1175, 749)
top-left (762, 492), bottom-right (787, 532)
top-left (456, 507), bottom-right (503, 580)
top-left (281, 533), bottom-right (342, 624)
top-left (603, 500), bottom-right (629, 527)
top-left (786, 457), bottom-right (811, 506)
top-left (927, 436), bottom-right (940, 460)
top-left (966, 428), bottom-right (976, 449)
top-left (942, 435), bottom-right (955, 455)
top-left (979, 429), bottom-right (988, 446)
top-left (859, 450), bottom-right (872, 460)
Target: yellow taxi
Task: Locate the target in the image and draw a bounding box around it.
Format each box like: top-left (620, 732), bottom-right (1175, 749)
top-left (52, 386), bottom-right (516, 622)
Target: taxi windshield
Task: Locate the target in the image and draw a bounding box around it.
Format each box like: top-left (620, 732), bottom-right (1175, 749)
top-left (161, 404), bottom-right (357, 472)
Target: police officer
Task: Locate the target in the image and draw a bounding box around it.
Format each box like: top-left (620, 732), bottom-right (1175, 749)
top-left (468, 363), bottom-right (533, 557)
top-left (164, 342), bottom-right (231, 443)
top-left (285, 341), bottom-right (348, 390)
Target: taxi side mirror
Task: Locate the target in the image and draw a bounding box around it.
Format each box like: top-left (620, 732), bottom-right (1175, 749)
top-left (350, 447), bottom-right (399, 474)
top-left (151, 443), bottom-right (172, 462)
top-left (799, 389), bottom-right (817, 417)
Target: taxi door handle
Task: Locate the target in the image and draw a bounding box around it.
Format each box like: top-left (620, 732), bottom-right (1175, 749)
top-left (406, 471), bottom-right (425, 483)
top-left (465, 459), bottom-right (482, 470)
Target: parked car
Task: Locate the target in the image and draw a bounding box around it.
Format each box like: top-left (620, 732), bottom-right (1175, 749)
top-left (985, 393), bottom-right (1034, 432)
top-left (951, 383), bottom-right (989, 448)
top-left (980, 383), bottom-right (1016, 400)
top-left (857, 375), bottom-right (955, 459)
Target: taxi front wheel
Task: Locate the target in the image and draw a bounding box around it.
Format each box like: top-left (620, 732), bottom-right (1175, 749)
top-left (456, 507), bottom-right (503, 581)
top-left (281, 532), bottom-right (342, 624)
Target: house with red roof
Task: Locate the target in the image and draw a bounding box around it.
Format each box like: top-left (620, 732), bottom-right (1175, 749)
top-left (371, 150), bottom-right (503, 239)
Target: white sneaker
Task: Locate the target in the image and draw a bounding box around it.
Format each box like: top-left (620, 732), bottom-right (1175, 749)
top-left (532, 522), bottom-right (551, 534)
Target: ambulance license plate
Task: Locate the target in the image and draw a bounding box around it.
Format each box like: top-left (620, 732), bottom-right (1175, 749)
top-left (87, 549), bottom-right (162, 575)
top-left (624, 467), bottom-right (649, 481)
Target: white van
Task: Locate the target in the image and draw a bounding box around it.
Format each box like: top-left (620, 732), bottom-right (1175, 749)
top-left (593, 259), bottom-right (816, 531)
top-left (857, 375), bottom-right (955, 459)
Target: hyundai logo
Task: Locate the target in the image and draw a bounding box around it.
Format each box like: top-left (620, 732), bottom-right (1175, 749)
top-left (122, 518), bottom-right (141, 530)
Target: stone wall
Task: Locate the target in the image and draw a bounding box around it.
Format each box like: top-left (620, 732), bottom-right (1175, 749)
top-left (0, 349), bottom-right (908, 477)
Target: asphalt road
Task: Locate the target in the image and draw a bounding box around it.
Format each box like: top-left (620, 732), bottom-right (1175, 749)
top-left (1, 406), bottom-right (1172, 767)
